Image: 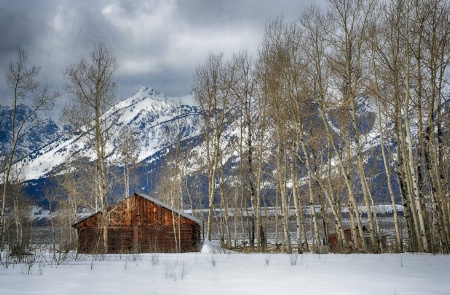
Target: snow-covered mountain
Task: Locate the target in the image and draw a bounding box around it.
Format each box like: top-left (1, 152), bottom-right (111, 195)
top-left (0, 104), bottom-right (63, 163)
top-left (2, 86), bottom-right (398, 205)
top-left (5, 87), bottom-right (202, 182)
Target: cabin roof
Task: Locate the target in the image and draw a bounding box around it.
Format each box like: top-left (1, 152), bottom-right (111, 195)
top-left (72, 192), bottom-right (202, 227)
top-left (136, 192), bottom-right (202, 225)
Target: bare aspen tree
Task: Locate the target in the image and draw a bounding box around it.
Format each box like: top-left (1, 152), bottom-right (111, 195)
top-left (193, 54), bottom-right (218, 242)
top-left (367, 15), bottom-right (404, 252)
top-left (53, 173), bottom-right (79, 250)
top-left (235, 97), bottom-right (250, 249)
top-left (417, 0), bottom-right (450, 253)
top-left (326, 0), bottom-right (380, 252)
top-left (44, 183), bottom-right (77, 253)
top-left (117, 127), bottom-right (138, 198)
top-left (9, 168), bottom-right (28, 254)
top-left (253, 56), bottom-right (272, 252)
top-left (193, 53), bottom-right (236, 242)
top-left (371, 0), bottom-right (418, 251)
top-left (63, 42), bottom-right (117, 253)
top-left (229, 51), bottom-right (264, 250)
top-left (157, 157), bottom-right (183, 252)
top-left (278, 22), bottom-right (318, 253)
top-left (401, 0), bottom-right (429, 253)
top-left (1, 48), bottom-right (59, 250)
top-left (258, 18), bottom-right (302, 253)
top-left (157, 101), bottom-right (196, 252)
top-left (61, 156), bottom-right (100, 214)
top-left (183, 150), bottom-right (206, 219)
top-left (298, 6), bottom-right (350, 251)
top-left (264, 19), bottom-right (321, 252)
top-left (403, 0), bottom-right (428, 252)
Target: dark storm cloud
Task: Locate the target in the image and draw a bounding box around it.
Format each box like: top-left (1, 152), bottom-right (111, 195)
top-left (0, 6), bottom-right (52, 104)
top-left (0, 0), bottom-right (324, 109)
top-left (0, 7), bottom-right (57, 71)
top-left (0, 9), bottom-right (40, 52)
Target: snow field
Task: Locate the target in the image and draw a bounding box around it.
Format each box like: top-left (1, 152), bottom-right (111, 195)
top-left (0, 251), bottom-right (449, 295)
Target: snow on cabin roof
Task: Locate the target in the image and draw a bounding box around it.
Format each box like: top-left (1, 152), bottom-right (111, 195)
top-left (72, 192), bottom-right (202, 227)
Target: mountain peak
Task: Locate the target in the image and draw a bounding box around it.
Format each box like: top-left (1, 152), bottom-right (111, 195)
top-left (137, 86), bottom-right (160, 97)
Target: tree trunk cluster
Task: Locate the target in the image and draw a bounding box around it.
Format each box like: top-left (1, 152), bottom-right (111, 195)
top-left (192, 0), bottom-right (450, 253)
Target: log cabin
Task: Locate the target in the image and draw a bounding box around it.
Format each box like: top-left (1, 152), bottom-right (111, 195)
top-left (72, 192), bottom-right (202, 254)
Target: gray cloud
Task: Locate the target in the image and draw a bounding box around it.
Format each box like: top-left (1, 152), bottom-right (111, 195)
top-left (0, 0), bottom-right (325, 112)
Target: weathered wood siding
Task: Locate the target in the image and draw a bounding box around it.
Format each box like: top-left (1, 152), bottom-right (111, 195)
top-left (74, 194), bottom-right (201, 253)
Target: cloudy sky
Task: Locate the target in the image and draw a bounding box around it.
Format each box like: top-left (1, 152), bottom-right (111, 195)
top-left (0, 0), bottom-right (325, 116)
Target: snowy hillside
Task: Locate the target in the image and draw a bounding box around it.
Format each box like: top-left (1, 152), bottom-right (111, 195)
top-left (11, 87), bottom-right (202, 181)
top-left (0, 104), bottom-right (63, 163)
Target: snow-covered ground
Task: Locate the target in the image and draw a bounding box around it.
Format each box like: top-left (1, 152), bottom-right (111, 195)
top-left (1, 243), bottom-right (449, 295)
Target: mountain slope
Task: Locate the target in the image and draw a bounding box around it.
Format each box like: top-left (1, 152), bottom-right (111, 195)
top-left (13, 87), bottom-right (201, 181)
top-left (0, 104), bottom-right (63, 163)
